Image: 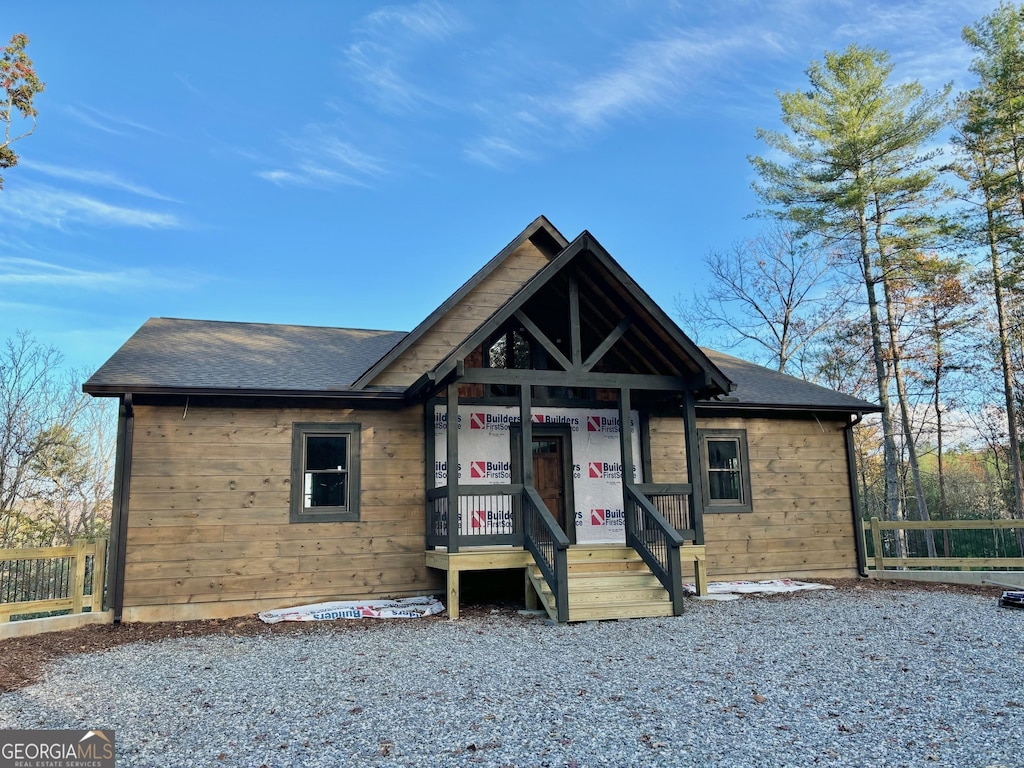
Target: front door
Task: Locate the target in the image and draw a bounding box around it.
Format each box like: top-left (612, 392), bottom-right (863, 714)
top-left (530, 429), bottom-right (576, 544)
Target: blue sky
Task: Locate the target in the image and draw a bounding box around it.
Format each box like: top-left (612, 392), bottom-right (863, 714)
top-left (0, 0), bottom-right (999, 375)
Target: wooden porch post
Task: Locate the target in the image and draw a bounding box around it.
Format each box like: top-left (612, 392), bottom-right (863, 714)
top-left (520, 384), bottom-right (533, 485)
top-left (682, 391), bottom-right (705, 546)
top-left (683, 390), bottom-right (709, 595)
top-left (520, 384), bottom-right (537, 609)
top-left (618, 387), bottom-right (634, 511)
top-left (446, 382), bottom-right (459, 554)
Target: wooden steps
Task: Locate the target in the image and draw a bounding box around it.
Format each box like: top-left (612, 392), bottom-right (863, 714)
top-left (527, 546), bottom-right (675, 622)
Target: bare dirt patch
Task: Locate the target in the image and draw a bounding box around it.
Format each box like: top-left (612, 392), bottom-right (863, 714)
top-left (0, 580), bottom-right (1008, 694)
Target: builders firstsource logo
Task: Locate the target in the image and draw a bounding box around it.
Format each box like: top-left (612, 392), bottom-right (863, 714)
top-left (470, 412), bottom-right (520, 431)
top-left (531, 413), bottom-right (581, 430)
top-left (588, 461), bottom-right (624, 479)
top-left (434, 461), bottom-right (460, 481)
top-left (591, 508), bottom-right (625, 526)
top-left (586, 415), bottom-right (635, 433)
top-left (468, 460), bottom-right (512, 480)
top-left (470, 509), bottom-right (515, 528)
top-left (433, 411), bottom-right (461, 431)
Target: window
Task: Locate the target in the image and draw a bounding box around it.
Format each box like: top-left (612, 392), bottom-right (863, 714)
top-left (290, 423), bottom-right (361, 522)
top-left (699, 429), bottom-right (752, 513)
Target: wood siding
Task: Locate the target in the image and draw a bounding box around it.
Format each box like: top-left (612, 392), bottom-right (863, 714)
top-left (122, 404), bottom-right (438, 621)
top-left (370, 240), bottom-right (551, 387)
top-left (648, 414), bottom-right (858, 580)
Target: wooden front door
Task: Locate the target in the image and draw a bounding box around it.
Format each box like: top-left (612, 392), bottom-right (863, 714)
top-left (532, 433), bottom-right (575, 543)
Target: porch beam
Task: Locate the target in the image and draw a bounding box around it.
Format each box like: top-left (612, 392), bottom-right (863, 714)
top-left (459, 367), bottom-right (690, 391)
top-left (513, 310), bottom-right (573, 373)
top-left (583, 319), bottom-right (630, 372)
top-left (446, 382), bottom-right (460, 553)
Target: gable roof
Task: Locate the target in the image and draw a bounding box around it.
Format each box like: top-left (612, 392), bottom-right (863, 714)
top-left (83, 216), bottom-right (879, 416)
top-left (83, 318), bottom-right (408, 397)
top-left (425, 230), bottom-right (734, 396)
top-left (701, 349), bottom-right (880, 413)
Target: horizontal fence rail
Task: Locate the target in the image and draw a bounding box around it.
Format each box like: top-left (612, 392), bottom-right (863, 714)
top-left (864, 517), bottom-right (1024, 571)
top-left (0, 540), bottom-right (106, 622)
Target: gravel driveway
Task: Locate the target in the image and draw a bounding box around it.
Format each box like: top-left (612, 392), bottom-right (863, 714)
top-left (1, 588), bottom-right (1021, 767)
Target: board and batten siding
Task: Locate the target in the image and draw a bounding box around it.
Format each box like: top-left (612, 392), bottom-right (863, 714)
top-left (648, 413), bottom-right (858, 580)
top-left (370, 240), bottom-right (551, 387)
top-left (121, 404), bottom-right (438, 622)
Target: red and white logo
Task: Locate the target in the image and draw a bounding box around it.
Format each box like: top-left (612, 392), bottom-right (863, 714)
top-left (470, 461), bottom-right (486, 478)
top-left (591, 509), bottom-right (606, 525)
top-left (587, 415), bottom-right (601, 432)
top-left (531, 414), bottom-right (545, 423)
top-left (471, 510), bottom-right (486, 528)
top-left (470, 413), bottom-right (487, 429)
top-left (588, 462), bottom-right (603, 478)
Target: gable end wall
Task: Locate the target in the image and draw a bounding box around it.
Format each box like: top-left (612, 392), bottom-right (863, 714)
top-left (370, 240), bottom-right (551, 387)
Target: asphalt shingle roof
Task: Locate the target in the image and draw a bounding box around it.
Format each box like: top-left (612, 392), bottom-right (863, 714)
top-left (702, 348), bottom-right (879, 412)
top-left (83, 318), bottom-right (408, 394)
top-left (84, 318), bottom-right (878, 414)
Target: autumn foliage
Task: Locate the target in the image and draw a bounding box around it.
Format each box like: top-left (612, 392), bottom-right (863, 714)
top-left (0, 33), bottom-right (45, 189)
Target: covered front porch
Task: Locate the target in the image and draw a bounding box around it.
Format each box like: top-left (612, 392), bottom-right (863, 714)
top-left (423, 386), bottom-right (710, 622)
top-left (409, 235), bottom-right (729, 621)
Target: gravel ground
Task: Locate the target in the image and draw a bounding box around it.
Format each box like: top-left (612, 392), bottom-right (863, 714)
top-left (0, 588), bottom-right (1021, 767)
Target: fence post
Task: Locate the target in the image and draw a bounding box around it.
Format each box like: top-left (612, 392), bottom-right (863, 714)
top-left (870, 517), bottom-right (884, 572)
top-left (71, 539), bottom-right (88, 614)
top-left (91, 539), bottom-right (107, 613)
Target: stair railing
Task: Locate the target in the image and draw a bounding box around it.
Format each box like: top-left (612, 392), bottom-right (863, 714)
top-left (522, 486), bottom-right (570, 622)
top-left (624, 485), bottom-right (685, 615)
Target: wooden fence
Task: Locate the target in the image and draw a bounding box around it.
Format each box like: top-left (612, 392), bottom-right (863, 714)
top-left (0, 540), bottom-right (106, 622)
top-left (863, 517), bottom-right (1024, 570)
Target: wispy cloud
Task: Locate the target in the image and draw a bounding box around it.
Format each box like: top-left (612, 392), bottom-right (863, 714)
top-left (465, 27), bottom-right (757, 167)
top-left (0, 256), bottom-right (189, 292)
top-left (462, 136), bottom-right (538, 169)
top-left (22, 160), bottom-right (180, 202)
top-left (0, 184), bottom-right (183, 229)
top-left (257, 126), bottom-right (385, 188)
top-left (362, 0), bottom-right (464, 40)
top-left (344, 1), bottom-right (466, 112)
top-left (65, 104), bottom-right (165, 138)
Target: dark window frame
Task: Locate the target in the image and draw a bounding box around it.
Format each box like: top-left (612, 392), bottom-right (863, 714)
top-left (290, 422), bottom-right (361, 523)
top-left (699, 428), bottom-right (752, 514)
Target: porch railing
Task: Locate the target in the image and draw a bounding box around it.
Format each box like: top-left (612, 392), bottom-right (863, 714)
top-left (625, 485), bottom-right (685, 615)
top-left (523, 486), bottom-right (570, 622)
top-left (426, 484), bottom-right (525, 550)
top-left (0, 540), bottom-right (106, 622)
top-left (636, 483), bottom-right (696, 541)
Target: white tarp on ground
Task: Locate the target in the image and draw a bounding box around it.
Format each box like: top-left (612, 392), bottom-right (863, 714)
top-left (682, 579), bottom-right (836, 599)
top-left (258, 597), bottom-right (445, 623)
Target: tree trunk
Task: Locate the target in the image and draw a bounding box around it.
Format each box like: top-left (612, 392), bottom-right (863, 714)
top-left (858, 209), bottom-right (905, 557)
top-left (874, 199), bottom-right (936, 558)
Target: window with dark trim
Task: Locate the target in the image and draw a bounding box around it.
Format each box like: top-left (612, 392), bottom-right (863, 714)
top-left (290, 423), bottom-right (361, 523)
top-left (699, 429), bottom-right (752, 513)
